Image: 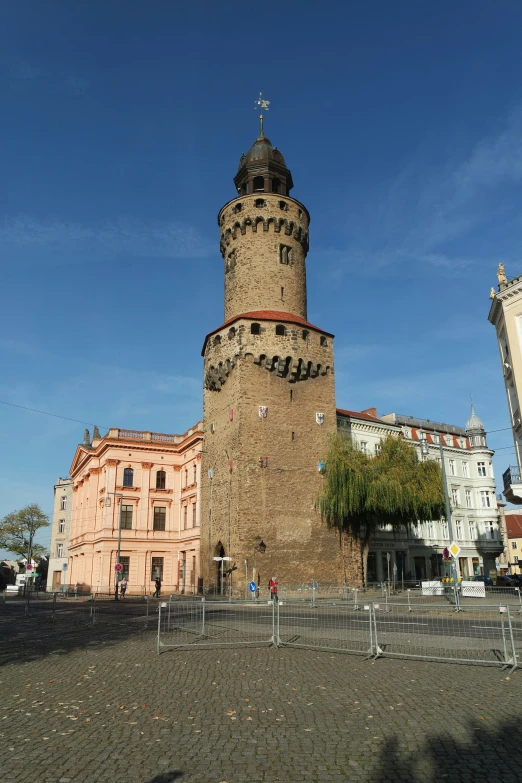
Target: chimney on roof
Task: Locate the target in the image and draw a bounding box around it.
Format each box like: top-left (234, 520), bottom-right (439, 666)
top-left (361, 407), bottom-right (377, 418)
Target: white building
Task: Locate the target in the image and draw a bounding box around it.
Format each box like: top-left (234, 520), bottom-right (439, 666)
top-left (488, 264), bottom-right (522, 503)
top-left (336, 406), bottom-right (503, 582)
top-left (47, 477), bottom-right (73, 591)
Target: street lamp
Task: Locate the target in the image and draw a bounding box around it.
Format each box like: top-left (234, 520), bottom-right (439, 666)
top-left (213, 556), bottom-right (232, 596)
top-left (419, 434), bottom-right (461, 608)
top-left (106, 492), bottom-right (123, 601)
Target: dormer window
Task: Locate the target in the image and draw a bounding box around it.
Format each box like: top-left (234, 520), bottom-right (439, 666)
top-left (275, 324), bottom-right (286, 336)
top-left (255, 198), bottom-right (266, 208)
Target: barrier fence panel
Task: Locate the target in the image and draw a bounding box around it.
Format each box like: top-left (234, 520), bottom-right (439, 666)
top-left (158, 599), bottom-right (276, 653)
top-left (372, 602), bottom-right (518, 670)
top-left (277, 601), bottom-right (374, 657)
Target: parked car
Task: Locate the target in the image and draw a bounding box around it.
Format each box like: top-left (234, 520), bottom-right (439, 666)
top-left (508, 573), bottom-right (522, 587)
top-left (472, 574), bottom-right (494, 586)
top-left (495, 574), bottom-right (517, 588)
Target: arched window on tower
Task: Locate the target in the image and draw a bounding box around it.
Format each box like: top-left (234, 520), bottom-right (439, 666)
top-left (272, 178), bottom-right (281, 194)
top-left (255, 198), bottom-right (266, 208)
top-left (253, 176), bottom-right (264, 192)
top-left (275, 324), bottom-right (286, 336)
top-left (251, 323), bottom-right (260, 335)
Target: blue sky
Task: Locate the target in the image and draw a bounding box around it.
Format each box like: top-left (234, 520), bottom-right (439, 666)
top-left (2, 0), bottom-right (522, 554)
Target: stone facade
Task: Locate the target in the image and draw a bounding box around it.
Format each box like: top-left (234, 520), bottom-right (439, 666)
top-left (201, 129), bottom-right (350, 592)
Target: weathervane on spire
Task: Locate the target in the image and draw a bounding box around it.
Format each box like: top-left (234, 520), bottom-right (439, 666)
top-left (255, 92), bottom-right (270, 138)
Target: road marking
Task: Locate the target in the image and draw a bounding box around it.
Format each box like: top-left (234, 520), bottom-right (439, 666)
top-left (377, 621), bottom-right (429, 626)
top-left (470, 625), bottom-right (502, 630)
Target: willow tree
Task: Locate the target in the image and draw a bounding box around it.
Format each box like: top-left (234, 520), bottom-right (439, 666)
top-left (318, 434), bottom-right (445, 586)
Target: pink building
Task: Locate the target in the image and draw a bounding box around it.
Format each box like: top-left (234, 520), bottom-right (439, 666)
top-left (68, 423), bottom-right (203, 595)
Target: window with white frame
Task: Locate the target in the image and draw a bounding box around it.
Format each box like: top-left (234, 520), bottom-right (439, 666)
top-left (480, 491), bottom-right (491, 508)
top-left (469, 520), bottom-right (476, 540)
top-left (451, 487), bottom-right (459, 506)
top-left (512, 541), bottom-right (518, 549)
top-left (427, 522), bottom-right (434, 539)
top-left (404, 429), bottom-right (411, 439)
top-left (514, 556), bottom-right (520, 564)
top-left (59, 520), bottom-right (65, 534)
top-left (432, 433), bottom-right (440, 444)
top-left (374, 443), bottom-right (381, 456)
top-left (455, 520), bottom-right (462, 539)
top-left (462, 462), bottom-right (468, 477)
top-left (449, 460), bottom-right (456, 476)
top-left (60, 496), bottom-right (67, 510)
top-left (57, 543), bottom-right (63, 558)
top-left (445, 434), bottom-right (453, 445)
top-left (465, 489), bottom-right (472, 508)
top-left (485, 521), bottom-right (495, 539)
top-left (442, 520), bottom-right (449, 539)
top-left (477, 462), bottom-right (487, 477)
top-left (360, 441), bottom-right (368, 454)
top-left (489, 461), bottom-right (494, 478)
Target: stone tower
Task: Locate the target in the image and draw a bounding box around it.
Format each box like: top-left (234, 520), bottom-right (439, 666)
top-left (200, 119), bottom-right (345, 592)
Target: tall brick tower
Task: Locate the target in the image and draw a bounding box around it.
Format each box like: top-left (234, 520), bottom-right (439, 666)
top-left (200, 113), bottom-right (344, 592)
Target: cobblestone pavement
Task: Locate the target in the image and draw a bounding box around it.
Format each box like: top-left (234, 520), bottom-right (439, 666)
top-left (0, 618), bottom-right (521, 782)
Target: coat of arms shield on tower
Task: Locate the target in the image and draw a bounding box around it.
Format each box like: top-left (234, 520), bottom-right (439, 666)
top-left (258, 406), bottom-right (268, 418)
top-left (316, 412), bottom-right (325, 425)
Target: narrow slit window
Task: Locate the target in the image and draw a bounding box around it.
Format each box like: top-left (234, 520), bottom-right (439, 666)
top-left (279, 244), bottom-right (292, 265)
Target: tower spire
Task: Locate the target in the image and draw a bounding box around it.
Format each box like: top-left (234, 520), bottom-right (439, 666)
top-left (255, 92), bottom-right (270, 139)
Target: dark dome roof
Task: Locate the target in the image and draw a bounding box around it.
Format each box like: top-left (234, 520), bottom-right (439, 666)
top-left (238, 135), bottom-right (287, 171)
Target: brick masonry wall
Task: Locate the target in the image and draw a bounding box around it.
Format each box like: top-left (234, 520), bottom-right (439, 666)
top-left (219, 194), bottom-right (309, 321)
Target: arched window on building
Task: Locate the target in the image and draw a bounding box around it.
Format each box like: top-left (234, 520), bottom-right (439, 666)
top-left (193, 464), bottom-right (197, 484)
top-left (320, 335), bottom-right (328, 347)
top-left (123, 468), bottom-right (133, 487)
top-left (156, 470), bottom-right (166, 490)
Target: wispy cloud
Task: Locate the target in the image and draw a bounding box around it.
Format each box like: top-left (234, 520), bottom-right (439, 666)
top-left (0, 215), bottom-right (214, 264)
top-left (323, 109), bottom-right (522, 277)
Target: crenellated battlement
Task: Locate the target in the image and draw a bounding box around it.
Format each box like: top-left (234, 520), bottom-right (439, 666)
top-left (220, 215), bottom-right (309, 257)
top-left (205, 351), bottom-right (331, 391)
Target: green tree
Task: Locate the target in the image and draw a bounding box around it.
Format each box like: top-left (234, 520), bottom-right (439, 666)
top-left (318, 434), bottom-right (446, 586)
top-left (0, 504), bottom-right (50, 564)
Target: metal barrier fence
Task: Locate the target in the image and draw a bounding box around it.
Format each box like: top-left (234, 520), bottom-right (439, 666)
top-left (158, 598), bottom-right (519, 671)
top-left (157, 599), bottom-right (276, 653)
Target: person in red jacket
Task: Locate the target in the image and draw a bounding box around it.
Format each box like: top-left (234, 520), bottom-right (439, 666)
top-left (268, 576), bottom-right (278, 601)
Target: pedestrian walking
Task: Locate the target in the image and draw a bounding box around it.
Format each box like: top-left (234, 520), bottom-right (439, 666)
top-left (153, 575), bottom-right (162, 598)
top-left (120, 577), bottom-right (128, 598)
top-left (268, 576), bottom-right (278, 601)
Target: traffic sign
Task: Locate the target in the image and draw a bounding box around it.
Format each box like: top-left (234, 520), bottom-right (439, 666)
top-left (449, 542), bottom-right (461, 558)
top-left (249, 581), bottom-right (257, 593)
top-left (26, 564), bottom-right (33, 571)
top-left (115, 563), bottom-right (123, 572)
top-left (62, 563), bottom-right (68, 570)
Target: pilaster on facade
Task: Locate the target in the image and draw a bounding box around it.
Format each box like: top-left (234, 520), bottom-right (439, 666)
top-left (67, 423), bottom-right (203, 594)
top-left (489, 267), bottom-right (522, 503)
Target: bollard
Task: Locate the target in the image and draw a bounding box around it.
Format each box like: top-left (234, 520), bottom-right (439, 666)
top-left (145, 595), bottom-right (149, 627)
top-left (353, 588), bottom-right (359, 611)
top-left (407, 589), bottom-right (412, 613)
top-left (90, 593), bottom-right (95, 625)
top-left (52, 592), bottom-right (57, 622)
top-left (517, 588), bottom-right (522, 616)
top-left (201, 597), bottom-right (205, 636)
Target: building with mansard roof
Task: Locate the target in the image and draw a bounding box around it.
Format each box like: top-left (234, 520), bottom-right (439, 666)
top-left (336, 406), bottom-right (503, 582)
